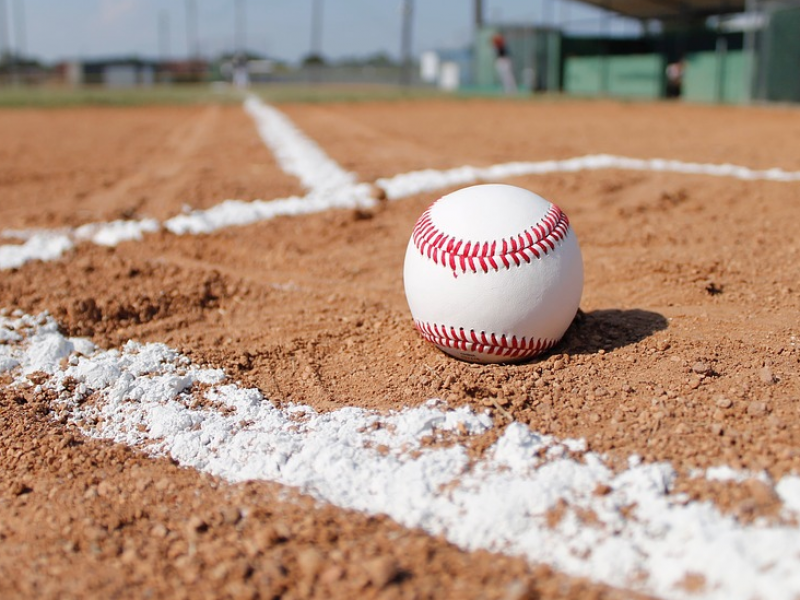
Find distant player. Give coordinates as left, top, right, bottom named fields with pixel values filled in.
left=665, top=59, right=684, bottom=98
left=492, top=33, right=517, bottom=95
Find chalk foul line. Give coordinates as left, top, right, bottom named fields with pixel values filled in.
left=2, top=310, right=800, bottom=600
left=3, top=96, right=800, bottom=270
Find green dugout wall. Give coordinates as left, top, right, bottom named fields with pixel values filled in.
left=683, top=50, right=753, bottom=103
left=564, top=55, right=664, bottom=98
left=561, top=29, right=752, bottom=103
left=755, top=2, right=800, bottom=102
left=563, top=50, right=752, bottom=103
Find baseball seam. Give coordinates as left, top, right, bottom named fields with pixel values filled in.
left=411, top=203, right=570, bottom=275
left=415, top=320, right=558, bottom=360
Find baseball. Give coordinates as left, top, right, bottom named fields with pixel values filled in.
left=403, top=183, right=583, bottom=364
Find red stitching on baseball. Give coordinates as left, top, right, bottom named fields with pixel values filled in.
left=414, top=320, right=558, bottom=360
left=411, top=203, right=571, bottom=274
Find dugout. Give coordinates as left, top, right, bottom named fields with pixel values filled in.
left=562, top=35, right=666, bottom=99
left=562, top=27, right=750, bottom=102
left=564, top=0, right=800, bottom=103
left=471, top=0, right=800, bottom=103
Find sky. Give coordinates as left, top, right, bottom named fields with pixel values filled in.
left=2, top=0, right=640, bottom=64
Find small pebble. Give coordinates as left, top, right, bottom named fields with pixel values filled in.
left=10, top=481, right=32, bottom=496
left=759, top=367, right=776, bottom=385
left=220, top=505, right=242, bottom=525
left=692, top=362, right=709, bottom=375
left=744, top=479, right=779, bottom=506
left=150, top=524, right=168, bottom=539
left=364, top=556, right=400, bottom=589
left=594, top=483, right=613, bottom=496
left=187, top=516, right=208, bottom=533
left=715, top=396, right=733, bottom=409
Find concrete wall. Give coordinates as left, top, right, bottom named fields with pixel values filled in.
left=564, top=55, right=664, bottom=99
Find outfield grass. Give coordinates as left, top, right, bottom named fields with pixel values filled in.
left=0, top=82, right=449, bottom=108
left=0, top=83, right=245, bottom=108
left=253, top=83, right=448, bottom=104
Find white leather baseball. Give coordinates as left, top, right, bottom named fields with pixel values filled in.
left=403, top=184, right=583, bottom=364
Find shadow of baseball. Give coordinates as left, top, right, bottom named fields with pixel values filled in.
left=557, top=308, right=669, bottom=356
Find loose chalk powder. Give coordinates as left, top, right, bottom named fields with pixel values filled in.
left=2, top=310, right=800, bottom=600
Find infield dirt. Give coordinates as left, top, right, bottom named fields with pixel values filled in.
left=1, top=97, right=799, bottom=599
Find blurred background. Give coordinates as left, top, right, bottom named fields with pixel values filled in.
left=0, top=0, right=797, bottom=104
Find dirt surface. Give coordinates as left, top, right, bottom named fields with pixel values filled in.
left=1, top=96, right=799, bottom=598
left=0, top=104, right=301, bottom=229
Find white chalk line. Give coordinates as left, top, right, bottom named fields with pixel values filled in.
left=2, top=310, right=800, bottom=600
left=3, top=95, right=800, bottom=270
left=4, top=97, right=800, bottom=599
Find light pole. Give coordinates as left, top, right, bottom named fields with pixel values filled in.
left=159, top=10, right=170, bottom=60
left=0, top=0, right=9, bottom=61
left=310, top=0, right=323, bottom=59
left=308, top=0, right=323, bottom=82
left=235, top=0, right=246, bottom=53
left=13, top=0, right=23, bottom=56
left=0, top=0, right=12, bottom=84
left=400, top=0, right=414, bottom=85
left=475, top=0, right=484, bottom=31
left=186, top=0, right=198, bottom=59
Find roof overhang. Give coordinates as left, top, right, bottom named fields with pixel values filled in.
left=576, top=0, right=747, bottom=20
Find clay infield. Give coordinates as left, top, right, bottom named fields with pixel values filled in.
left=1, top=94, right=799, bottom=599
